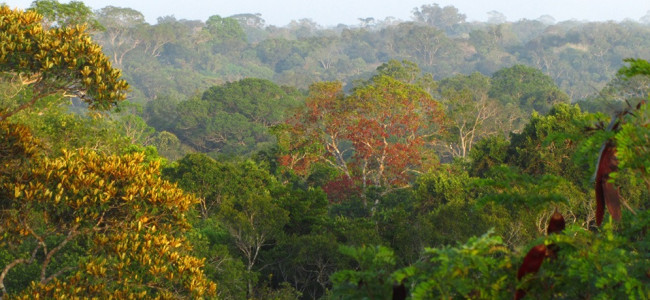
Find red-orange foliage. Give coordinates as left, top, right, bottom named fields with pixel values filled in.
left=322, top=175, right=362, bottom=203
left=595, top=141, right=621, bottom=226
left=515, top=210, right=566, bottom=299
left=279, top=76, right=444, bottom=201
left=546, top=210, right=566, bottom=235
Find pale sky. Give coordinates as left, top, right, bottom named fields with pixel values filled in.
left=5, top=0, right=650, bottom=26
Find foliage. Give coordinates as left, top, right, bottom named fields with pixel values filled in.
left=468, top=135, right=509, bottom=177
left=0, top=6, right=128, bottom=120
left=507, top=103, right=596, bottom=179
left=0, top=128, right=216, bottom=298
left=618, top=58, right=650, bottom=79
left=4, top=3, right=650, bottom=297
left=395, top=231, right=514, bottom=299
left=279, top=66, right=444, bottom=204
left=489, top=65, right=569, bottom=114
left=411, top=3, right=466, bottom=33
left=166, top=78, right=301, bottom=156
left=28, top=0, right=103, bottom=30
left=437, top=72, right=500, bottom=159
left=8, top=96, right=131, bottom=156
left=522, top=221, right=650, bottom=299
left=613, top=59, right=650, bottom=188
left=329, top=245, right=398, bottom=299
left=164, top=154, right=290, bottom=297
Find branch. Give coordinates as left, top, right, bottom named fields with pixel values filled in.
left=40, top=224, right=80, bottom=283
left=1, top=244, right=40, bottom=297
left=0, top=92, right=50, bottom=122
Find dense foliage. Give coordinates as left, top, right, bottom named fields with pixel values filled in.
left=1, top=2, right=649, bottom=299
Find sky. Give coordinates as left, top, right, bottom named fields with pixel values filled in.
left=5, top=0, right=650, bottom=26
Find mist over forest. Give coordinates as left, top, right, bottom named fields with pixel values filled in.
left=1, top=1, right=649, bottom=299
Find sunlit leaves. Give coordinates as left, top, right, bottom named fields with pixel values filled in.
left=0, top=6, right=128, bottom=120
left=0, top=128, right=216, bottom=297
left=279, top=71, right=444, bottom=203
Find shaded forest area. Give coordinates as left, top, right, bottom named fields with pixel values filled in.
left=1, top=2, right=649, bottom=299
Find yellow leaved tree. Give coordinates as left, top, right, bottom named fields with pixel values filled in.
left=0, top=122, right=217, bottom=298
left=0, top=6, right=216, bottom=298
left=0, top=5, right=128, bottom=121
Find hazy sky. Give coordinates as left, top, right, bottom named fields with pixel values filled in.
left=6, top=0, right=650, bottom=26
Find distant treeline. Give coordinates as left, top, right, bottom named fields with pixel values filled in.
left=85, top=4, right=650, bottom=102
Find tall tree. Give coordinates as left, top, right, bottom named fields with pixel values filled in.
left=279, top=70, right=444, bottom=205
left=95, top=6, right=146, bottom=66
left=412, top=3, right=466, bottom=33
left=204, top=15, right=247, bottom=53
left=438, top=72, right=500, bottom=159
left=28, top=0, right=102, bottom=30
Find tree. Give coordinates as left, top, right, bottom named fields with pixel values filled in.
left=411, top=3, right=466, bottom=33
left=438, top=72, right=499, bottom=159
left=604, top=58, right=650, bottom=189
left=279, top=71, right=444, bottom=206
left=204, top=15, right=247, bottom=53
left=0, top=6, right=128, bottom=121
left=6, top=94, right=131, bottom=156
left=393, top=231, right=514, bottom=299
left=374, top=59, right=437, bottom=94
left=214, top=161, right=289, bottom=297
left=393, top=23, right=452, bottom=67
left=330, top=245, right=399, bottom=299
left=95, top=6, right=146, bottom=66
left=112, top=101, right=156, bottom=146
left=163, top=153, right=235, bottom=219
left=172, top=78, right=301, bottom=155
left=163, top=155, right=290, bottom=297
left=468, top=135, right=509, bottom=177
left=0, top=127, right=217, bottom=298
left=507, top=103, right=595, bottom=179
left=28, top=0, right=102, bottom=30
left=487, top=11, right=507, bottom=24
left=489, top=64, right=569, bottom=114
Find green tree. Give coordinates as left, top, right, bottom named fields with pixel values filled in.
left=95, top=6, right=146, bottom=67
left=468, top=135, right=509, bottom=177
left=507, top=103, right=595, bottom=180
left=8, top=95, right=130, bottom=156
left=411, top=3, right=466, bottom=33
left=163, top=153, right=235, bottom=218
left=215, top=161, right=289, bottom=297
left=393, top=231, right=514, bottom=299
left=614, top=59, right=650, bottom=189
left=438, top=72, right=499, bottom=159
left=489, top=64, right=569, bottom=114
left=28, top=0, right=102, bottom=30
left=172, top=78, right=301, bottom=156
left=330, top=245, right=398, bottom=299
left=204, top=15, right=246, bottom=53
left=164, top=155, right=290, bottom=297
